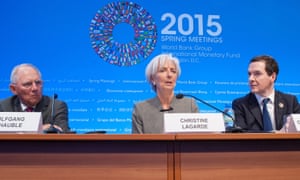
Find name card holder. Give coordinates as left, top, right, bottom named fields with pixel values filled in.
left=0, top=112, right=43, bottom=134
left=164, top=113, right=225, bottom=133
left=280, top=114, right=300, bottom=133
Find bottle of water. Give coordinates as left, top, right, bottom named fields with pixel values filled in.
left=223, top=104, right=234, bottom=128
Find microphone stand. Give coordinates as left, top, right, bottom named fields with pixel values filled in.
left=176, top=94, right=244, bottom=133
left=176, top=94, right=234, bottom=120
left=44, top=93, right=61, bottom=134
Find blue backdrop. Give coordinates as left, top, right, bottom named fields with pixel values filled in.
left=1, top=0, right=300, bottom=133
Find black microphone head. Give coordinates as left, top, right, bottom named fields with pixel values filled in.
left=176, top=93, right=184, bottom=99
left=44, top=125, right=62, bottom=134
left=53, top=93, right=58, bottom=99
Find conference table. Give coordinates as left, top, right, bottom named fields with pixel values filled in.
left=0, top=133, right=299, bottom=180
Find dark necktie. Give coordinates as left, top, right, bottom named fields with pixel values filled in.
left=25, top=107, right=33, bottom=112
left=262, top=98, right=273, bottom=131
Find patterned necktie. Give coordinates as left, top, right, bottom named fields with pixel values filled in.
left=262, top=98, right=273, bottom=131
left=25, top=107, right=33, bottom=112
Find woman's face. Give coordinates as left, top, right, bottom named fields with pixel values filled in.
left=152, top=60, right=178, bottom=93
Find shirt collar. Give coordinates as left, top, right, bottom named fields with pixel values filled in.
left=255, top=90, right=275, bottom=104
left=20, top=102, right=35, bottom=111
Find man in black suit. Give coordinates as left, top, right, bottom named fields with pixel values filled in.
left=0, top=63, right=70, bottom=132
left=232, top=55, right=300, bottom=132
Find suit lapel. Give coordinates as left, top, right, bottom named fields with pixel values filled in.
left=274, top=92, right=286, bottom=129
left=13, top=97, right=23, bottom=112
left=34, top=96, right=49, bottom=112
left=12, top=96, right=49, bottom=112
left=248, top=93, right=264, bottom=128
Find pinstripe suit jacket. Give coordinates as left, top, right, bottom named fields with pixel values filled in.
left=0, top=95, right=70, bottom=132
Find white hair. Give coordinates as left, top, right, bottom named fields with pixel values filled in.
left=145, top=53, right=181, bottom=91
left=10, top=63, right=42, bottom=84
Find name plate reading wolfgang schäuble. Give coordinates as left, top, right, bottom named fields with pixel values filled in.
left=164, top=113, right=225, bottom=133
left=0, top=112, right=43, bottom=133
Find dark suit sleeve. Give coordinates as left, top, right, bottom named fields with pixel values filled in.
left=53, top=100, right=70, bottom=132
left=232, top=99, right=248, bottom=129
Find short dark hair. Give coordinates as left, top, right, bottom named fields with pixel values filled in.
left=250, top=55, right=279, bottom=77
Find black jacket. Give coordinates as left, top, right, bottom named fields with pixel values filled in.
left=232, top=91, right=300, bottom=131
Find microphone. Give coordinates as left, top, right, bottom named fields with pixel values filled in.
left=176, top=93, right=234, bottom=120
left=176, top=93, right=244, bottom=132
left=160, top=107, right=174, bottom=112
left=85, top=130, right=106, bottom=134
left=44, top=93, right=61, bottom=134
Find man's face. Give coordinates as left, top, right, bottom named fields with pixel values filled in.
left=10, top=66, right=43, bottom=107
left=248, top=61, right=276, bottom=97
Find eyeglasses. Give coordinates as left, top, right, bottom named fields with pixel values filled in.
left=20, top=80, right=43, bottom=89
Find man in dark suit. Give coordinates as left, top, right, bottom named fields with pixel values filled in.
left=232, top=55, right=300, bottom=132
left=0, top=63, right=70, bottom=132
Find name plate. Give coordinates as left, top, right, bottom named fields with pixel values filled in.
left=164, top=113, right=225, bottom=133
left=281, top=114, right=300, bottom=133
left=0, top=112, right=43, bottom=133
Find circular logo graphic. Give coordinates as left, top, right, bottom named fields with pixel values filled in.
left=89, top=1, right=157, bottom=66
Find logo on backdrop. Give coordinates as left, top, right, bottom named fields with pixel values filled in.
left=89, top=1, right=157, bottom=66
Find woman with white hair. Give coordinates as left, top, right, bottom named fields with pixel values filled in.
left=132, top=54, right=199, bottom=133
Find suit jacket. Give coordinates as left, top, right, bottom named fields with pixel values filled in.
left=0, top=95, right=70, bottom=132
left=132, top=96, right=199, bottom=134
left=232, top=91, right=300, bottom=131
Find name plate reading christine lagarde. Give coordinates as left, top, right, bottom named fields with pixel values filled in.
left=164, top=113, right=225, bottom=133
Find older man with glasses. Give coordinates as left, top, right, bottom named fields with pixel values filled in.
left=0, top=63, right=70, bottom=133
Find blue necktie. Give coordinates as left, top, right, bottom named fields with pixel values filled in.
left=262, top=98, right=273, bottom=131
